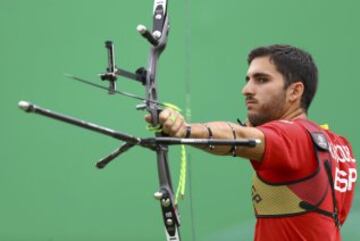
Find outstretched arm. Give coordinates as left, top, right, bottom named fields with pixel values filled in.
left=145, top=108, right=265, bottom=161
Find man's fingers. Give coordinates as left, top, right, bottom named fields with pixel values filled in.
left=159, top=108, right=172, bottom=124
left=162, top=111, right=185, bottom=136
left=162, top=111, right=178, bottom=134
left=174, top=122, right=187, bottom=138
left=145, top=108, right=172, bottom=124
left=170, top=115, right=184, bottom=137
left=147, top=108, right=186, bottom=137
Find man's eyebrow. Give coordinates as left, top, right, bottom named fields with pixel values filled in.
left=245, top=72, right=271, bottom=81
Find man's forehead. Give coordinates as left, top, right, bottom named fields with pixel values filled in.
left=247, top=56, right=278, bottom=76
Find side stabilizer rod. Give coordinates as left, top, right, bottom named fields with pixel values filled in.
left=96, top=142, right=136, bottom=169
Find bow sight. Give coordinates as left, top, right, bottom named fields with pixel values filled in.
left=18, top=0, right=259, bottom=240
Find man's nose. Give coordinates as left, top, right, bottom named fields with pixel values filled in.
left=242, top=80, right=255, bottom=96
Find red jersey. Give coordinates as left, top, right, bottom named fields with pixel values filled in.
left=251, top=119, right=356, bottom=241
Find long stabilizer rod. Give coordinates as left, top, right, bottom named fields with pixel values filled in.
left=18, top=100, right=261, bottom=149
left=18, top=101, right=142, bottom=145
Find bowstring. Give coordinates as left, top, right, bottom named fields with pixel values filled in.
left=184, top=0, right=197, bottom=239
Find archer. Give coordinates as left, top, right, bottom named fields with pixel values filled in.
left=149, top=44, right=357, bottom=241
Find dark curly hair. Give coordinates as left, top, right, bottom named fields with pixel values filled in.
left=248, top=45, right=318, bottom=112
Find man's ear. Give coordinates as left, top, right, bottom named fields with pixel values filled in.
left=287, top=81, right=304, bottom=103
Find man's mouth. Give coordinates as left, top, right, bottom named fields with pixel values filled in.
left=245, top=98, right=257, bottom=108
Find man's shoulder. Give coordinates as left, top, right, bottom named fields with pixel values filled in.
left=260, top=118, right=347, bottom=137
left=258, top=118, right=308, bottom=134
left=257, top=119, right=314, bottom=152
left=257, top=119, right=325, bottom=148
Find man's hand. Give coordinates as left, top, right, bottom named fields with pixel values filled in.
left=145, top=108, right=188, bottom=137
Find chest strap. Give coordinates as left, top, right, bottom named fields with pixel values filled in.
left=252, top=120, right=340, bottom=228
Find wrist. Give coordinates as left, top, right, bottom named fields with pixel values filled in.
left=184, top=125, right=192, bottom=138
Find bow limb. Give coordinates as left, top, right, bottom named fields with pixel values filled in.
left=144, top=0, right=181, bottom=240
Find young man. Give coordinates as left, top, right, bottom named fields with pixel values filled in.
left=145, top=45, right=357, bottom=240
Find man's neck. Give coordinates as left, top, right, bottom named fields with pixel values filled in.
left=280, top=106, right=307, bottom=121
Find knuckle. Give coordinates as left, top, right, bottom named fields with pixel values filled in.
left=163, top=122, right=171, bottom=129
left=163, top=119, right=173, bottom=129
left=162, top=124, right=170, bottom=134
left=171, top=125, right=178, bottom=133
left=159, top=109, right=170, bottom=119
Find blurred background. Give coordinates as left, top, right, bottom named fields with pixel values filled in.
left=1, top=0, right=359, bottom=240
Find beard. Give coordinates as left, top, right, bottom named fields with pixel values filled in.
left=247, top=92, right=287, bottom=127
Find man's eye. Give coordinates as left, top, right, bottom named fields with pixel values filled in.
left=257, top=77, right=268, bottom=83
